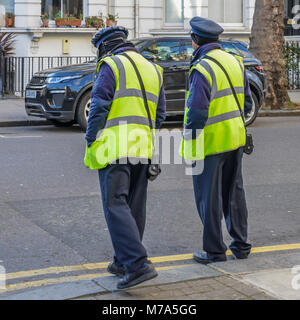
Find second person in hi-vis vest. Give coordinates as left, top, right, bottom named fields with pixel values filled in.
left=85, top=26, right=166, bottom=289
left=180, top=17, right=253, bottom=264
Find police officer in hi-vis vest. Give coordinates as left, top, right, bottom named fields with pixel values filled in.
left=85, top=26, right=166, bottom=289
left=181, top=17, right=252, bottom=264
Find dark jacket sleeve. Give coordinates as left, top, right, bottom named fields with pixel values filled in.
left=155, top=85, right=167, bottom=129
left=85, top=63, right=116, bottom=146
left=244, top=70, right=253, bottom=117
left=185, top=70, right=211, bottom=131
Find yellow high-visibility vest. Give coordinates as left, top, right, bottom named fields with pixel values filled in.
left=85, top=50, right=163, bottom=170
left=180, top=49, right=246, bottom=161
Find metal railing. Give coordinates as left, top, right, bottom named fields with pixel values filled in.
left=0, top=50, right=6, bottom=97
left=285, top=41, right=300, bottom=89
left=0, top=56, right=96, bottom=97
left=1, top=48, right=300, bottom=96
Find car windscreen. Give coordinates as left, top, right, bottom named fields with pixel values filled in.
left=181, top=40, right=253, bottom=61
left=131, top=40, right=150, bottom=51
left=234, top=43, right=255, bottom=58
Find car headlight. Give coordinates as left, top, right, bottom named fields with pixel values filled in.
left=45, top=75, right=83, bottom=84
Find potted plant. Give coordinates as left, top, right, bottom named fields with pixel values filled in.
left=91, top=16, right=105, bottom=28
left=5, top=13, right=14, bottom=28
left=0, top=32, right=16, bottom=55
left=68, top=14, right=82, bottom=27
left=41, top=14, right=49, bottom=27
left=85, top=15, right=104, bottom=28
left=85, top=16, right=93, bottom=28
left=55, top=12, right=68, bottom=27
left=106, top=13, right=118, bottom=27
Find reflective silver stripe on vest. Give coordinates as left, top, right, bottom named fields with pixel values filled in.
left=205, top=110, right=241, bottom=127
left=199, top=60, right=218, bottom=100
left=105, top=116, right=155, bottom=129
left=110, top=54, right=159, bottom=104
left=183, top=109, right=241, bottom=141
left=110, top=55, right=126, bottom=91
left=114, top=89, right=158, bottom=104
left=232, top=55, right=244, bottom=74
left=214, top=87, right=244, bottom=100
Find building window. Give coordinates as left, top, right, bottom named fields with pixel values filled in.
left=0, top=0, right=14, bottom=14
left=42, top=0, right=83, bottom=20
left=165, top=0, right=184, bottom=25
left=284, top=0, right=300, bottom=36
left=208, top=0, right=243, bottom=24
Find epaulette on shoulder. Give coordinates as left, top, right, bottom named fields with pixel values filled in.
left=190, top=59, right=200, bottom=67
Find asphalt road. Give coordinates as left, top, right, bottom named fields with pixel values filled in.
left=0, top=117, right=300, bottom=275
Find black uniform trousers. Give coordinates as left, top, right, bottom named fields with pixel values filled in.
left=192, top=147, right=252, bottom=256
left=98, top=163, right=149, bottom=273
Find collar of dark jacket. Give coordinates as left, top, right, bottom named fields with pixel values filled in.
left=112, top=46, right=139, bottom=55
left=98, top=45, right=139, bottom=63
left=191, top=42, right=221, bottom=66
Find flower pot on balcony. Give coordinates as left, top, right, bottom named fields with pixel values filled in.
left=41, top=14, right=49, bottom=27
left=106, top=14, right=118, bottom=27
left=41, top=19, right=49, bottom=27
left=85, top=18, right=93, bottom=28
left=55, top=19, right=68, bottom=27
left=106, top=19, right=117, bottom=27
left=92, top=17, right=104, bottom=29
left=69, top=19, right=82, bottom=27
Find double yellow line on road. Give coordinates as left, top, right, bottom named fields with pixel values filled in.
left=2, top=243, right=300, bottom=294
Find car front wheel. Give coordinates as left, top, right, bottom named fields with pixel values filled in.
left=76, top=91, right=91, bottom=131
left=245, top=92, right=259, bottom=127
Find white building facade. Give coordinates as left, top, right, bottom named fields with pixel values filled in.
left=0, top=0, right=256, bottom=57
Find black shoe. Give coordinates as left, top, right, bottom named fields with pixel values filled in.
left=107, top=262, right=126, bottom=277
left=117, top=262, right=158, bottom=290
left=230, top=248, right=250, bottom=260
left=193, top=250, right=227, bottom=265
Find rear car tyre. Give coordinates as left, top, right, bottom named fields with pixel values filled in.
left=49, top=119, right=75, bottom=127
left=245, top=92, right=259, bottom=127
left=76, top=91, right=91, bottom=132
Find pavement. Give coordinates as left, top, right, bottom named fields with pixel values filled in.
left=1, top=246, right=300, bottom=300
left=0, top=97, right=51, bottom=127
left=1, top=90, right=300, bottom=127
left=0, top=96, right=300, bottom=300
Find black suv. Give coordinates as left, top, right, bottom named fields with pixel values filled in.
left=25, top=37, right=266, bottom=130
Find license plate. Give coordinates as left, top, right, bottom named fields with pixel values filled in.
left=26, top=90, right=37, bottom=99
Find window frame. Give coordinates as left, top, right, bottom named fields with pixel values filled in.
left=163, top=0, right=184, bottom=28
left=41, top=0, right=85, bottom=21
left=1, top=0, right=14, bottom=14
left=208, top=0, right=245, bottom=27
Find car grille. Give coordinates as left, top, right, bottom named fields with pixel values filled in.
left=30, top=77, right=46, bottom=86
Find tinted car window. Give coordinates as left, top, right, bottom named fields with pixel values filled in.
left=181, top=40, right=194, bottom=61
left=132, top=40, right=150, bottom=51
left=181, top=40, right=244, bottom=61
left=141, top=40, right=181, bottom=62
left=221, top=42, right=241, bottom=56
left=234, top=43, right=255, bottom=58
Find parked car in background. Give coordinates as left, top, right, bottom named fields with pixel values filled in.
left=25, top=37, right=266, bottom=131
